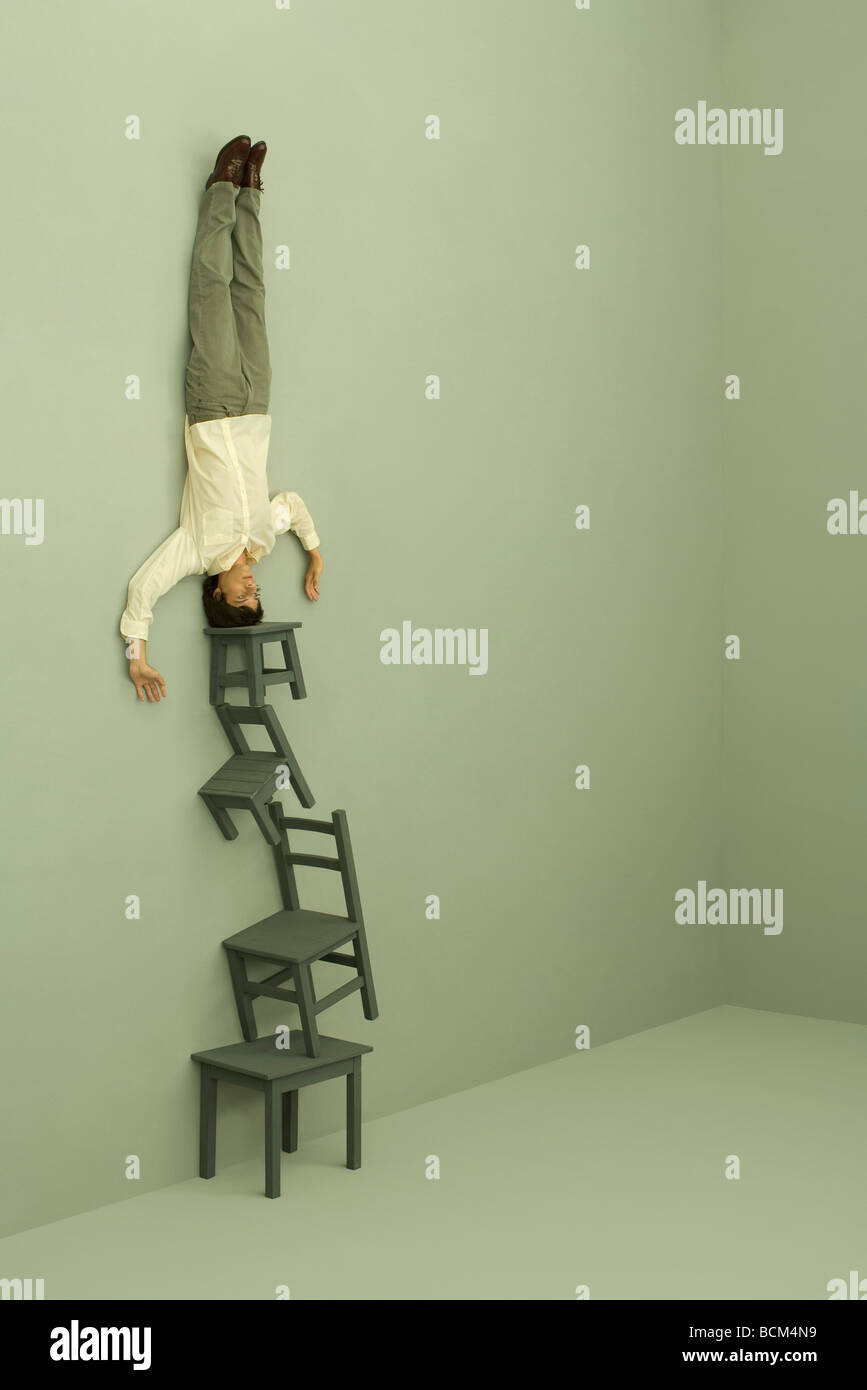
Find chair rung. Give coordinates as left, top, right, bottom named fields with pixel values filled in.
left=286, top=853, right=341, bottom=870
left=259, top=965, right=294, bottom=989
left=313, top=977, right=363, bottom=1015
left=247, top=981, right=298, bottom=1005
left=321, top=951, right=356, bottom=966
left=278, top=817, right=336, bottom=835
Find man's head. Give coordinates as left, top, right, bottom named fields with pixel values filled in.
left=202, top=551, right=264, bottom=627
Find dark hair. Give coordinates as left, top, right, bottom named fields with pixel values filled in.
left=202, top=574, right=264, bottom=627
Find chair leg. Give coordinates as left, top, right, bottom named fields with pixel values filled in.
left=281, top=630, right=307, bottom=699
left=224, top=949, right=258, bottom=1041
left=260, top=705, right=291, bottom=758
left=282, top=1089, right=299, bottom=1152
left=274, top=740, right=316, bottom=809
left=264, top=1082, right=281, bottom=1198
left=346, top=1058, right=361, bottom=1170
left=293, top=964, right=320, bottom=1058
left=199, top=1066, right=218, bottom=1179
left=200, top=796, right=239, bottom=841
left=210, top=640, right=228, bottom=706
left=250, top=797, right=282, bottom=846
left=353, top=927, right=379, bottom=1021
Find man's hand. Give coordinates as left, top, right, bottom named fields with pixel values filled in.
left=304, top=547, right=323, bottom=601
left=129, top=658, right=167, bottom=702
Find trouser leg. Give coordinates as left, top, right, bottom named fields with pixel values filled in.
left=185, top=181, right=247, bottom=423
left=231, top=187, right=272, bottom=416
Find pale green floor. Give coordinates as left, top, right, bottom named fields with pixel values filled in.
left=1, top=1006, right=864, bottom=1301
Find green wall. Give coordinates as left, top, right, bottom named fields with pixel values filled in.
left=0, top=0, right=726, bottom=1237
left=721, top=1, right=867, bottom=1019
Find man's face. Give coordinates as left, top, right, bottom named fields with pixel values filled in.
left=214, top=552, right=260, bottom=610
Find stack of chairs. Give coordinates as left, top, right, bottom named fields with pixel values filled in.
left=190, top=624, right=379, bottom=1198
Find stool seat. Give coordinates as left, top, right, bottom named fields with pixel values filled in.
left=224, top=908, right=359, bottom=965
left=203, top=623, right=302, bottom=636
left=191, top=1031, right=373, bottom=1197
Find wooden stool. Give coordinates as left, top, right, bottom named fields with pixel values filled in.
left=198, top=750, right=314, bottom=846
left=191, top=1031, right=373, bottom=1198
left=205, top=622, right=307, bottom=707
left=223, top=805, right=379, bottom=1057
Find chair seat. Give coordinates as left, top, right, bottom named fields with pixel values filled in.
left=223, top=909, right=360, bottom=965
left=191, top=1030, right=372, bottom=1081
left=198, top=752, right=284, bottom=797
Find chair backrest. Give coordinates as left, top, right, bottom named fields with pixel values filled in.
left=214, top=703, right=290, bottom=758
left=267, top=804, right=363, bottom=923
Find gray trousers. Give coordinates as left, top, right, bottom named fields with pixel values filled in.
left=185, top=181, right=272, bottom=424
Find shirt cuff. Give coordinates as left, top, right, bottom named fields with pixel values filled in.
left=300, top=529, right=321, bottom=551
left=121, top=620, right=149, bottom=641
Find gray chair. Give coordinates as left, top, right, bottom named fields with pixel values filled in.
left=191, top=1031, right=373, bottom=1198
left=198, top=701, right=316, bottom=844
left=198, top=755, right=297, bottom=845
left=222, top=806, right=379, bottom=1058
left=214, top=702, right=315, bottom=807
left=205, top=622, right=307, bottom=706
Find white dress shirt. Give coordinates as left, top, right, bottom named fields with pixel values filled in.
left=120, top=413, right=320, bottom=642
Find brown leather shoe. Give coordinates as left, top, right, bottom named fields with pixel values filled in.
left=241, top=140, right=267, bottom=191
left=205, top=135, right=251, bottom=190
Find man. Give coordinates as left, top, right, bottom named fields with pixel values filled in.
left=119, top=134, right=323, bottom=703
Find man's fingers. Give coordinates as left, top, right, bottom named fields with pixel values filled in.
left=132, top=675, right=166, bottom=702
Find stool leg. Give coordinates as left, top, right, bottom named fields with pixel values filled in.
left=346, top=1058, right=361, bottom=1170
left=281, top=630, right=307, bottom=699
left=199, top=1066, right=217, bottom=1179
left=293, top=964, right=320, bottom=1058
left=210, top=639, right=228, bottom=707
left=264, top=1082, right=281, bottom=1198
left=282, top=1089, right=299, bottom=1152
left=250, top=639, right=266, bottom=706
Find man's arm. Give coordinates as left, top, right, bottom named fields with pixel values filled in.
left=124, top=636, right=167, bottom=703
left=120, top=527, right=202, bottom=700
left=270, top=491, right=324, bottom=601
